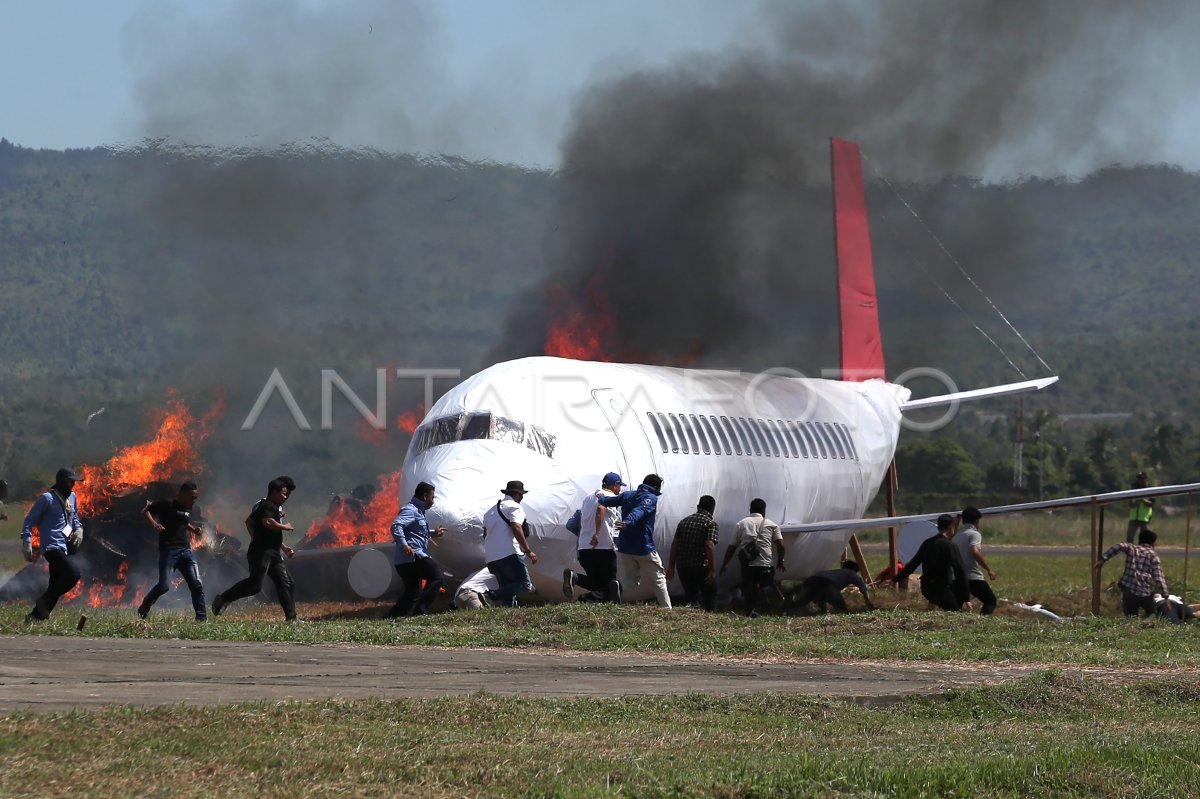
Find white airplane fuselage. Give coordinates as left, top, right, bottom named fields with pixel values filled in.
left=399, top=356, right=910, bottom=601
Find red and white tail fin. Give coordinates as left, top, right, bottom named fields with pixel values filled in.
left=831, top=137, right=885, bottom=381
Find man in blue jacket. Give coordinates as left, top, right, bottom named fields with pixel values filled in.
left=21, top=468, right=86, bottom=622
left=389, top=481, right=447, bottom=617
left=600, top=473, right=671, bottom=608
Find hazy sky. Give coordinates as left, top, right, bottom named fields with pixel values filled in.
left=3, top=1, right=1197, bottom=176
left=2, top=0, right=763, bottom=166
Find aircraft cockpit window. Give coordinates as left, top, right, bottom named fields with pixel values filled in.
left=412, top=413, right=557, bottom=458
left=492, top=415, right=524, bottom=445
left=460, top=412, right=492, bottom=441
left=647, top=413, right=669, bottom=453
left=524, top=425, right=556, bottom=457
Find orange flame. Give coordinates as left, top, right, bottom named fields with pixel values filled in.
left=75, top=392, right=225, bottom=517
left=543, top=274, right=618, bottom=361
left=300, top=470, right=404, bottom=549
left=396, top=403, right=425, bottom=434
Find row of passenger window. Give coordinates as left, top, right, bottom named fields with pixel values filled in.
left=646, top=412, right=858, bottom=461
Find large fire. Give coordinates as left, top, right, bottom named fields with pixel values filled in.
left=301, top=470, right=404, bottom=549
left=62, top=561, right=154, bottom=608
left=543, top=275, right=618, bottom=361
left=75, top=392, right=225, bottom=517
left=25, top=393, right=227, bottom=610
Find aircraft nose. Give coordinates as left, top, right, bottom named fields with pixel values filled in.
left=407, top=441, right=579, bottom=533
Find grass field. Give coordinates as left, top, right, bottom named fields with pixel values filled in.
left=1, top=541, right=1198, bottom=797
left=1, top=554, right=1196, bottom=668
left=0, top=673, right=1197, bottom=798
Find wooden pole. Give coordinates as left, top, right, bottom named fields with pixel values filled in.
left=848, top=534, right=871, bottom=583
left=886, top=460, right=898, bottom=575
left=1090, top=497, right=1101, bottom=616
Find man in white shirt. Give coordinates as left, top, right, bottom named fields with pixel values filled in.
left=720, top=498, right=785, bottom=617
left=453, top=568, right=500, bottom=610
left=563, top=472, right=623, bottom=602
left=481, top=480, right=538, bottom=606
left=954, top=506, right=998, bottom=615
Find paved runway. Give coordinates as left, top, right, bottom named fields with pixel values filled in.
left=0, top=635, right=1047, bottom=712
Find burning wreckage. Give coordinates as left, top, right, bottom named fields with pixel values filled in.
left=0, top=393, right=413, bottom=611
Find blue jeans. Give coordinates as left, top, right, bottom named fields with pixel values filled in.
left=141, top=547, right=206, bottom=619
left=487, top=554, right=532, bottom=607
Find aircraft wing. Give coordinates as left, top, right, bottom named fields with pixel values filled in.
left=780, top=481, right=1200, bottom=535
left=899, top=376, right=1058, bottom=411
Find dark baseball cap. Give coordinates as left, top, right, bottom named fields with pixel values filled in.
left=56, top=467, right=84, bottom=483
left=602, top=472, right=626, bottom=487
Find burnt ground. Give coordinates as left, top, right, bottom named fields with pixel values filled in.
left=0, top=635, right=1166, bottom=713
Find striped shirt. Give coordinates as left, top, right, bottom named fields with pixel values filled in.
left=1101, top=542, right=1168, bottom=598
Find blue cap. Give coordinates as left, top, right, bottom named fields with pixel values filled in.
left=602, top=472, right=626, bottom=487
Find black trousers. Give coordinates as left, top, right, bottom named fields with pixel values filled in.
left=967, top=579, right=997, bottom=615
left=794, top=576, right=849, bottom=613
left=32, top=550, right=81, bottom=619
left=1126, top=520, right=1149, bottom=544
left=576, top=548, right=617, bottom=598
left=1121, top=590, right=1157, bottom=618
left=677, top=565, right=716, bottom=611
left=390, top=556, right=444, bottom=617
left=219, top=545, right=296, bottom=620
left=921, top=581, right=964, bottom=611
left=741, top=564, right=779, bottom=616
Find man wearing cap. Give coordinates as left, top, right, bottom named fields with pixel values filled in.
left=1127, top=472, right=1154, bottom=543
left=562, top=472, right=623, bottom=602
left=20, top=468, right=86, bottom=622
left=482, top=480, right=538, bottom=607
left=599, top=473, right=671, bottom=608
left=666, top=494, right=720, bottom=611
left=893, top=514, right=969, bottom=611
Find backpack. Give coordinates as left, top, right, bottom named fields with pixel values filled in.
left=564, top=508, right=582, bottom=536
left=737, top=518, right=768, bottom=567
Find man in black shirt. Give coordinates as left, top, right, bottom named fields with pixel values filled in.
left=137, top=481, right=207, bottom=620
left=894, top=514, right=969, bottom=611
left=211, top=478, right=298, bottom=621
left=666, top=495, right=720, bottom=611
left=795, top=561, right=875, bottom=613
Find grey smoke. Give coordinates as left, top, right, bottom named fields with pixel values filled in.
left=493, top=0, right=1197, bottom=371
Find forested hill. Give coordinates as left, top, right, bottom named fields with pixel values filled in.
left=1, top=139, right=1197, bottom=502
